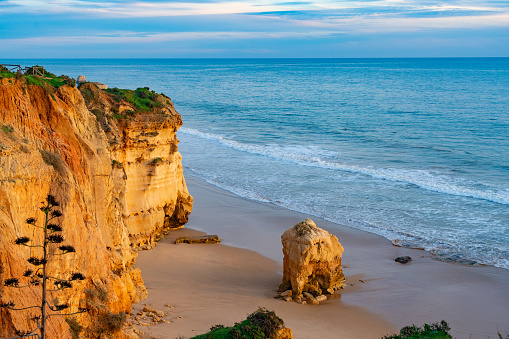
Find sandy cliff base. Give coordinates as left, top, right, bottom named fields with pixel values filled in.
left=134, top=176, right=509, bottom=339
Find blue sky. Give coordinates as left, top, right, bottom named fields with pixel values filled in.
left=0, top=0, right=508, bottom=57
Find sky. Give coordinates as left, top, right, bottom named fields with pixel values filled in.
left=0, top=0, right=508, bottom=58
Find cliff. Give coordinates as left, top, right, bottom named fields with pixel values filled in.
left=0, top=75, right=193, bottom=337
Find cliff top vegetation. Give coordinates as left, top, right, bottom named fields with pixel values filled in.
left=0, top=65, right=75, bottom=88
left=79, top=81, right=176, bottom=122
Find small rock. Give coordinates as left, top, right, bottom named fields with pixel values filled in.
left=133, top=329, right=144, bottom=335
left=164, top=304, right=175, bottom=308
left=294, top=295, right=303, bottom=303
left=156, top=311, right=165, bottom=317
left=308, top=298, right=319, bottom=305
left=143, top=306, right=156, bottom=313
left=326, top=288, right=334, bottom=294
left=141, top=323, right=151, bottom=327
left=283, top=296, right=292, bottom=302
left=315, top=295, right=327, bottom=302
left=303, top=292, right=314, bottom=300
left=299, top=300, right=307, bottom=305
left=359, top=279, right=366, bottom=283
left=177, top=316, right=183, bottom=319
left=281, top=290, right=292, bottom=297
left=395, top=256, right=412, bottom=264
left=161, top=319, right=171, bottom=324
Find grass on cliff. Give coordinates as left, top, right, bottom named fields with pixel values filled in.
left=105, top=87, right=166, bottom=113
left=192, top=308, right=285, bottom=339
left=0, top=65, right=75, bottom=88
left=382, top=321, right=452, bottom=339
left=0, top=72, right=15, bottom=79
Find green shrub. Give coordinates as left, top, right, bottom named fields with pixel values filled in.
left=111, top=159, right=123, bottom=168
left=151, top=157, right=163, bottom=165
left=104, top=87, right=166, bottom=113
left=1, top=125, right=14, bottom=133
left=137, top=90, right=148, bottom=99
left=192, top=308, right=285, bottom=339
left=80, top=87, right=95, bottom=102
left=382, top=321, right=452, bottom=339
left=0, top=66, right=15, bottom=79
left=91, top=108, right=103, bottom=120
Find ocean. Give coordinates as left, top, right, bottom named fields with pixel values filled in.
left=11, top=58, right=509, bottom=269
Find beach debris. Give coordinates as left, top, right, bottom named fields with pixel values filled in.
left=131, top=305, right=171, bottom=328
left=143, top=305, right=157, bottom=313
left=278, top=219, right=345, bottom=300
left=395, top=256, right=412, bottom=264
left=175, top=235, right=220, bottom=244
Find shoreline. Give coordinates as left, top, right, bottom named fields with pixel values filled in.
left=134, top=175, right=509, bottom=338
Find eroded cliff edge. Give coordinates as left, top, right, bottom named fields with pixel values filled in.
left=0, top=77, right=193, bottom=337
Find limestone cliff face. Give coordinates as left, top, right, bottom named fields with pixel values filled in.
left=0, top=79, right=192, bottom=337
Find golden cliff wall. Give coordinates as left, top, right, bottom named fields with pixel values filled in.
left=0, top=79, right=193, bottom=337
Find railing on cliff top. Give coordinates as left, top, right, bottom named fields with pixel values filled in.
left=1, top=64, right=45, bottom=77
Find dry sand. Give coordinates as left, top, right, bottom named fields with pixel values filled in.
left=134, top=176, right=509, bottom=339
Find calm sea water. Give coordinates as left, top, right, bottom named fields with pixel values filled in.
left=12, top=58, right=509, bottom=269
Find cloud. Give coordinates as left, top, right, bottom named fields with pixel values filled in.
left=1, top=0, right=508, bottom=57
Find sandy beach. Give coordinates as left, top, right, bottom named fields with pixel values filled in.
left=134, top=175, right=509, bottom=339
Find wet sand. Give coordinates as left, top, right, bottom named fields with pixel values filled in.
left=134, top=175, right=509, bottom=338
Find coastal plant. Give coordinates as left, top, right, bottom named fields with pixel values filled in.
left=151, top=157, right=164, bottom=165
left=65, top=317, right=83, bottom=339
left=112, top=159, right=123, bottom=168
left=0, top=66, right=15, bottom=79
left=0, top=65, right=11, bottom=73
left=104, top=87, right=164, bottom=113
left=191, top=308, right=286, bottom=339
left=0, top=194, right=87, bottom=339
left=382, top=320, right=452, bottom=339
left=39, top=150, right=66, bottom=176
left=83, top=287, right=127, bottom=337
left=1, top=125, right=14, bottom=133
left=294, top=220, right=316, bottom=237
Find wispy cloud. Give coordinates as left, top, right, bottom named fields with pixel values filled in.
left=1, top=0, right=508, bottom=57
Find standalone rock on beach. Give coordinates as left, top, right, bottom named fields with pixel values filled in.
left=279, top=219, right=345, bottom=298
